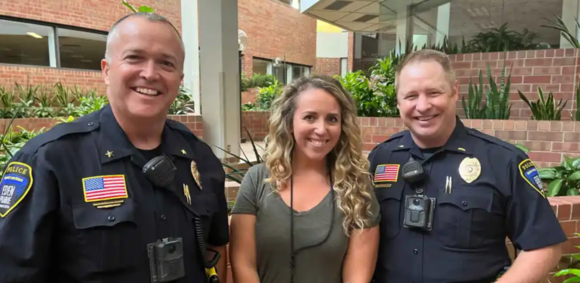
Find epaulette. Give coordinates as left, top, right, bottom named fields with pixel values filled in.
left=369, top=130, right=407, bottom=153
left=384, top=131, right=407, bottom=143
left=466, top=127, right=524, bottom=155
left=166, top=119, right=200, bottom=141
left=19, top=115, right=99, bottom=154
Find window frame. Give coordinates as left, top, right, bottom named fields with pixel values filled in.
left=252, top=56, right=311, bottom=85
left=0, top=15, right=108, bottom=71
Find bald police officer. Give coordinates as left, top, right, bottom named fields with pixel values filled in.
left=369, top=49, right=566, bottom=283
left=0, top=13, right=229, bottom=283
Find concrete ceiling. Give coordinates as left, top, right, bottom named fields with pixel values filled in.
left=303, top=0, right=563, bottom=46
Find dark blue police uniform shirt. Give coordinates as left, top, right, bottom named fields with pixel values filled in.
left=0, top=105, right=229, bottom=283
left=369, top=116, right=566, bottom=283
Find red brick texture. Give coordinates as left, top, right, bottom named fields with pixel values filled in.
left=239, top=0, right=317, bottom=77
left=450, top=49, right=580, bottom=120
left=0, top=0, right=182, bottom=32
left=241, top=88, right=259, bottom=104
left=241, top=111, right=269, bottom=141
left=541, top=196, right=580, bottom=283
left=0, top=65, right=105, bottom=93
left=312, top=58, right=341, bottom=77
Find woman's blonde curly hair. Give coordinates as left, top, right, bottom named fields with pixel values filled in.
left=262, top=74, right=375, bottom=235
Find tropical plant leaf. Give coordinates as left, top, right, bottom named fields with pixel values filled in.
left=547, top=178, right=564, bottom=197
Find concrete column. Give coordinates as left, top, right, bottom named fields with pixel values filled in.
left=354, top=33, right=363, bottom=60
left=198, top=0, right=241, bottom=158
left=395, top=5, right=413, bottom=55
left=436, top=3, right=450, bottom=46
left=181, top=0, right=201, bottom=114
left=560, top=0, right=580, bottom=48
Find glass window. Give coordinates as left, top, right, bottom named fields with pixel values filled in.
left=58, top=28, right=107, bottom=70
left=272, top=65, right=286, bottom=84
left=0, top=19, right=54, bottom=67
left=412, top=0, right=563, bottom=52
left=252, top=58, right=269, bottom=75
left=275, top=0, right=300, bottom=9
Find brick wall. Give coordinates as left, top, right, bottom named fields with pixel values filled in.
left=0, top=65, right=105, bottom=92
left=450, top=49, right=579, bottom=120
left=241, top=111, right=269, bottom=141
left=532, top=197, right=580, bottom=283
left=0, top=0, right=182, bottom=32
left=242, top=88, right=259, bottom=104
left=312, top=58, right=341, bottom=76
left=239, top=0, right=317, bottom=77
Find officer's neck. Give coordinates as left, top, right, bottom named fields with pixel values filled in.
left=412, top=118, right=456, bottom=149
left=115, top=112, right=164, bottom=150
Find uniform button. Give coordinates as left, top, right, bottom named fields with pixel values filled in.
left=462, top=201, right=468, bottom=206
left=108, top=215, right=115, bottom=222
left=87, top=122, right=94, bottom=126
left=160, top=214, right=167, bottom=220
left=413, top=248, right=418, bottom=254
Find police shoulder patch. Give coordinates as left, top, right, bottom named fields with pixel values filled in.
left=0, top=162, right=34, bottom=218
left=518, top=159, right=545, bottom=197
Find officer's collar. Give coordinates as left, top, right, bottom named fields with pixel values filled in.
left=97, top=105, right=194, bottom=165
left=394, top=116, right=473, bottom=159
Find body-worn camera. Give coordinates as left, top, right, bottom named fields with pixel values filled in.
left=401, top=157, right=435, bottom=231
left=403, top=194, right=436, bottom=231
left=147, top=237, right=185, bottom=283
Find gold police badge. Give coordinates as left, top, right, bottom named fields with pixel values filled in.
left=458, top=157, right=481, bottom=183
left=191, top=160, right=202, bottom=190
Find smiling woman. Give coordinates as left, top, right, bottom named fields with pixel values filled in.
left=229, top=75, right=381, bottom=283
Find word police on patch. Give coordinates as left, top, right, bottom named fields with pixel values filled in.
left=518, top=159, right=545, bottom=197
left=0, top=162, right=33, bottom=218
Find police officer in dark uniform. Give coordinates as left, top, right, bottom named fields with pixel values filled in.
left=0, top=13, right=229, bottom=283
left=369, top=49, right=566, bottom=283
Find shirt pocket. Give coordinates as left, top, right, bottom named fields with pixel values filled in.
left=434, top=187, right=504, bottom=250
left=375, top=187, right=403, bottom=240
left=71, top=198, right=143, bottom=271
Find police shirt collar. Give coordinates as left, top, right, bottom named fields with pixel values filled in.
left=394, top=116, right=473, bottom=158
left=98, top=105, right=194, bottom=165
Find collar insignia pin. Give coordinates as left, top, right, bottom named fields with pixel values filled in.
left=191, top=160, right=202, bottom=190
left=183, top=184, right=191, bottom=205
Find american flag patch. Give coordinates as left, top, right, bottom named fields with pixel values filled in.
left=82, top=175, right=128, bottom=202
left=374, top=164, right=399, bottom=182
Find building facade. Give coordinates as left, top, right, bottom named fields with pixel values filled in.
left=0, top=0, right=320, bottom=93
